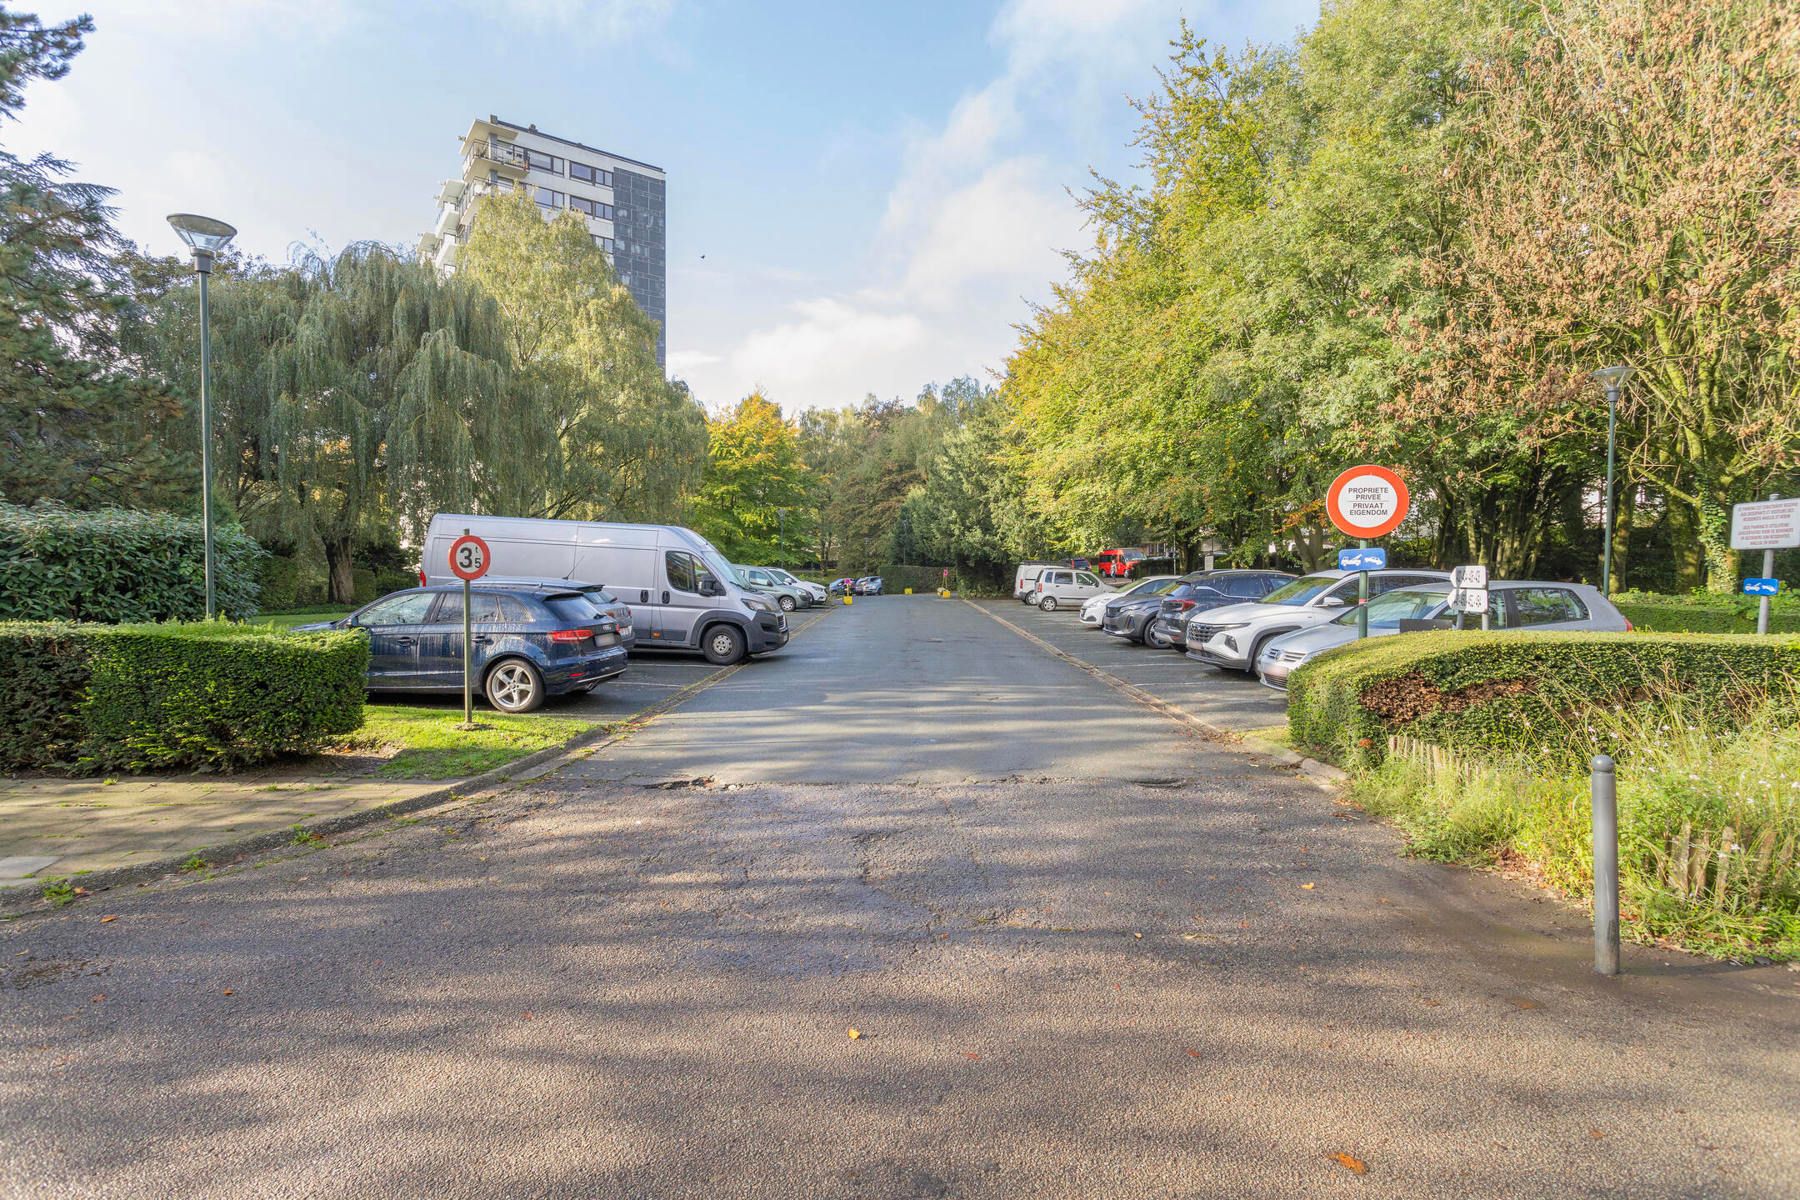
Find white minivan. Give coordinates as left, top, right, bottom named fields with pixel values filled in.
left=1033, top=567, right=1108, bottom=611
left=422, top=514, right=789, bottom=665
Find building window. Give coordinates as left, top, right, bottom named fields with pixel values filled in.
left=592, top=235, right=618, bottom=254
left=569, top=162, right=613, bottom=188
left=524, top=149, right=562, bottom=174
left=535, top=187, right=563, bottom=209
left=568, top=196, right=615, bottom=221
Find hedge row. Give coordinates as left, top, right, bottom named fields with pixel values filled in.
left=1287, top=631, right=1800, bottom=771
left=1617, top=601, right=1800, bottom=634
left=0, top=504, right=263, bottom=622
left=0, top=622, right=368, bottom=773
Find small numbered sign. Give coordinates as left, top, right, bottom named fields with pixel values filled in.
left=1450, top=564, right=1489, bottom=589
left=448, top=534, right=491, bottom=582
left=1450, top=587, right=1489, bottom=614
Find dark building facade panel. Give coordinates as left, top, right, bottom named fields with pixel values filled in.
left=611, top=168, right=666, bottom=367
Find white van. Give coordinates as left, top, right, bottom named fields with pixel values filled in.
left=422, top=514, right=789, bottom=665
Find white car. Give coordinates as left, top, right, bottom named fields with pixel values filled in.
left=1255, top=580, right=1631, bottom=689
left=1033, top=567, right=1107, bottom=611
left=1079, top=575, right=1176, bottom=626
left=1184, top=568, right=1450, bottom=672
left=763, top=567, right=827, bottom=605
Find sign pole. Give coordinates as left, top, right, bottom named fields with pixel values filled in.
left=461, top=528, right=474, bottom=728
left=1356, top=539, right=1369, bottom=640
left=1759, top=494, right=1779, bottom=636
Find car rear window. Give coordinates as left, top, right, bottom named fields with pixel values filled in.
left=544, top=594, right=606, bottom=624
left=1261, top=574, right=1339, bottom=605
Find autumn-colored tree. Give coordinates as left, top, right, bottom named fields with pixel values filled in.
left=1409, top=0, right=1800, bottom=589
left=689, top=391, right=813, bottom=563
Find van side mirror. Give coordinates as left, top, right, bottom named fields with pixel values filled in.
left=700, top=578, right=724, bottom=597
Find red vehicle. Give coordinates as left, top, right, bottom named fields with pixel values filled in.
left=1093, top=548, right=1146, bottom=578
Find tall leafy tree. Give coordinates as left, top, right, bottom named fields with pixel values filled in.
left=458, top=186, right=706, bottom=522
left=0, top=7, right=190, bottom=509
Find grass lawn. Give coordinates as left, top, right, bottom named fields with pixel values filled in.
left=338, top=703, right=605, bottom=780
left=250, top=609, right=353, bottom=630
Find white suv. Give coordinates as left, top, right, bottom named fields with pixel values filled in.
left=1034, top=568, right=1107, bottom=611
left=1183, top=568, right=1450, bottom=672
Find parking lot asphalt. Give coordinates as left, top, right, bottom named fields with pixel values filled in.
left=3, top=596, right=1797, bottom=1199
left=970, top=595, right=1289, bottom=733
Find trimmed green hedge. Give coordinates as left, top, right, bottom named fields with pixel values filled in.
left=1617, top=600, right=1800, bottom=634
left=1288, top=631, right=1800, bottom=771
left=0, top=504, right=264, bottom=622
left=0, top=622, right=367, bottom=772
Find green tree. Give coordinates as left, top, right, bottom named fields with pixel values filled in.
left=458, top=186, right=706, bottom=521
left=0, top=8, right=191, bottom=510
left=689, top=391, right=812, bottom=563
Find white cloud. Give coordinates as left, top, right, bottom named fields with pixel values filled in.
left=465, top=0, right=676, bottom=39
left=692, top=0, right=1179, bottom=413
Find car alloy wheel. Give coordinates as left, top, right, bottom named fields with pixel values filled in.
left=1040, top=596, right=1058, bottom=611
left=1144, top=621, right=1167, bottom=649
left=778, top=594, right=796, bottom=612
left=485, top=660, right=544, bottom=713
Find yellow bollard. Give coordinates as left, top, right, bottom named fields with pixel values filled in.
left=843, top=594, right=853, bottom=605
left=904, top=587, right=913, bottom=595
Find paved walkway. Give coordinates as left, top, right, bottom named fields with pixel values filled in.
left=0, top=770, right=443, bottom=887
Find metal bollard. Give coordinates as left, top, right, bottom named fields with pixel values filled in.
left=1591, top=755, right=1620, bottom=976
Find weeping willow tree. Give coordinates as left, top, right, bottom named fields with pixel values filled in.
left=264, top=244, right=538, bottom=599
left=459, top=186, right=707, bottom=521
left=132, top=244, right=534, bottom=601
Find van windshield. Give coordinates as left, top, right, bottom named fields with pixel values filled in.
left=1260, top=574, right=1341, bottom=606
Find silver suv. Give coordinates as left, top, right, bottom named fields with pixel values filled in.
left=1183, top=568, right=1450, bottom=672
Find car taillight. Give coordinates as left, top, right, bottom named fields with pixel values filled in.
left=1624, top=619, right=1634, bottom=631
left=417, top=570, right=427, bottom=587
left=549, top=628, right=593, bottom=643
left=1175, top=599, right=1196, bottom=611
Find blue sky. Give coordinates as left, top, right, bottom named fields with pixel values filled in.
left=14, top=0, right=1318, bottom=412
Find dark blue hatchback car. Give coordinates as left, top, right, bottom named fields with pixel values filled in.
left=295, top=583, right=629, bottom=713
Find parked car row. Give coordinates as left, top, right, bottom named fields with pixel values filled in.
left=829, top=576, right=885, bottom=596
left=297, top=514, right=854, bottom=712
left=1025, top=559, right=1631, bottom=690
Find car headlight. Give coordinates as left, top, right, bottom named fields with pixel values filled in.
left=742, top=595, right=774, bottom=613
left=1208, top=622, right=1248, bottom=633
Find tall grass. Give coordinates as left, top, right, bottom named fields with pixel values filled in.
left=1353, top=683, right=1800, bottom=960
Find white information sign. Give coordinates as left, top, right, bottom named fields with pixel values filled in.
left=1449, top=565, right=1488, bottom=589
left=1450, top=587, right=1489, bottom=614
left=1730, top=498, right=1800, bottom=551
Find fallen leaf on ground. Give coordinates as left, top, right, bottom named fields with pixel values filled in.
left=963, top=1052, right=981, bottom=1062
left=1132, top=932, right=1143, bottom=940
left=1184, top=1047, right=1201, bottom=1058
left=72, top=887, right=89, bottom=897
left=1507, top=996, right=1540, bottom=1010
left=98, top=915, right=117, bottom=924
left=1300, top=883, right=1316, bottom=891
left=521, top=1011, right=533, bottom=1020
left=1588, top=1128, right=1605, bottom=1139
left=847, top=1027, right=862, bottom=1040
left=221, top=989, right=234, bottom=996
left=1328, top=1152, right=1367, bottom=1175
left=89, top=994, right=105, bottom=1004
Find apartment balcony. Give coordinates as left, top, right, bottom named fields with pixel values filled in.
left=432, top=204, right=459, bottom=239
left=435, top=178, right=466, bottom=208
left=465, top=139, right=529, bottom=176
left=418, top=231, right=442, bottom=258
left=432, top=238, right=459, bottom=271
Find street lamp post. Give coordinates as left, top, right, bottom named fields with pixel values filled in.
left=1591, top=365, right=1632, bottom=595
left=167, top=214, right=238, bottom=620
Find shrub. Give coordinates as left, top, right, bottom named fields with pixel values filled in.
left=0, top=503, right=264, bottom=622
left=1615, top=589, right=1800, bottom=634
left=1354, top=695, right=1800, bottom=959
left=0, top=622, right=367, bottom=773
left=1287, top=631, right=1800, bottom=771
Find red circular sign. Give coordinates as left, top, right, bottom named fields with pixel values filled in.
left=1325, top=465, right=1410, bottom=539
left=447, top=534, right=491, bottom=582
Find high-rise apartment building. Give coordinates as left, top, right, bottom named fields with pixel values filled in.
left=420, top=115, right=667, bottom=365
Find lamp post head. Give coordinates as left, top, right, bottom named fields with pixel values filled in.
left=1591, top=364, right=1632, bottom=393
left=167, top=213, right=237, bottom=273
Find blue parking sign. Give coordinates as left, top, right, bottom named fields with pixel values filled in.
left=1743, top=577, right=1780, bottom=596
left=1338, top=547, right=1387, bottom=571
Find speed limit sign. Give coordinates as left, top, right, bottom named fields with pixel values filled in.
left=448, top=533, right=491, bottom=582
